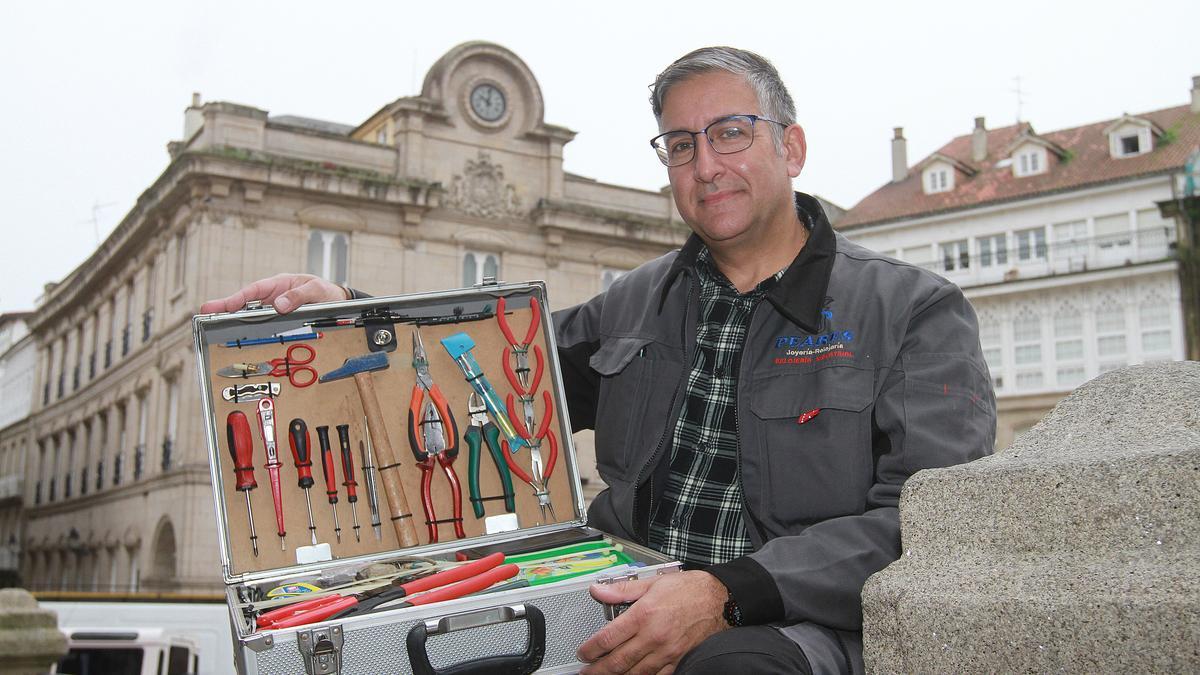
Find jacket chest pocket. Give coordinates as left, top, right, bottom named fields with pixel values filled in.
left=747, top=365, right=874, bottom=527
left=591, top=337, right=683, bottom=483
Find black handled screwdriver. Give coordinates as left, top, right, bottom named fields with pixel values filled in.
left=315, top=425, right=342, bottom=543
left=336, top=424, right=363, bottom=542
left=288, top=419, right=319, bottom=546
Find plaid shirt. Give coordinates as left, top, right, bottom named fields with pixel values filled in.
left=647, top=249, right=785, bottom=567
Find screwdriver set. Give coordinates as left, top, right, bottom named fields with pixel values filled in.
left=193, top=281, right=679, bottom=674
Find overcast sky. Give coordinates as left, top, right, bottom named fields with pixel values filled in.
left=1, top=0, right=1196, bottom=311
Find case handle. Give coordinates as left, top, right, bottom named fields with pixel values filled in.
left=406, top=603, right=545, bottom=675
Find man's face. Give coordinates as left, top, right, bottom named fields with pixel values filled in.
left=658, top=71, right=806, bottom=248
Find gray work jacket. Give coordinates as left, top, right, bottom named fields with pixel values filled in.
left=554, top=192, right=996, bottom=635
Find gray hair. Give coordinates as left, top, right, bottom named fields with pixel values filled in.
left=650, top=46, right=796, bottom=148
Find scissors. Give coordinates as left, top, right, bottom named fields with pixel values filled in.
left=216, top=343, right=318, bottom=388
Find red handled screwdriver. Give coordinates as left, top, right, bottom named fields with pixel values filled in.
left=315, top=425, right=342, bottom=543
left=256, top=398, right=287, bottom=551
left=226, top=411, right=259, bottom=557
left=288, top=419, right=319, bottom=546
left=336, top=424, right=362, bottom=542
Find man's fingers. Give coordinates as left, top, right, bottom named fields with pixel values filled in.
left=588, top=576, right=657, bottom=605
left=275, top=277, right=343, bottom=314
left=577, top=607, right=643, bottom=665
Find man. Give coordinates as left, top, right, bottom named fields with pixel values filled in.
left=203, top=47, right=995, bottom=674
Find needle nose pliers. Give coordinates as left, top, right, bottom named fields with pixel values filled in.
left=408, top=329, right=464, bottom=543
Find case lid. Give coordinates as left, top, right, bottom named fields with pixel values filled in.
left=192, top=282, right=586, bottom=585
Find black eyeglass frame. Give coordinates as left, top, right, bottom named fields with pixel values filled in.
left=650, top=114, right=787, bottom=167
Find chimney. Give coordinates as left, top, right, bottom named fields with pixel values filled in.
left=183, top=92, right=204, bottom=141
left=1192, top=75, right=1199, bottom=114
left=972, top=117, right=987, bottom=162
left=891, top=127, right=908, bottom=182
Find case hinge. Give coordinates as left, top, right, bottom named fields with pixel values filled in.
left=298, top=625, right=343, bottom=675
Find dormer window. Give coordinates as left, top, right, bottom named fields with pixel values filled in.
left=1105, top=117, right=1157, bottom=159
left=923, top=164, right=953, bottom=194
left=1011, top=142, right=1048, bottom=178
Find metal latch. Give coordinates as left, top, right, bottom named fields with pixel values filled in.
left=597, top=572, right=641, bottom=620
left=243, top=300, right=264, bottom=311
left=474, top=276, right=500, bottom=287
left=298, top=625, right=343, bottom=675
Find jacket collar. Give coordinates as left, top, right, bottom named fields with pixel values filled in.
left=658, top=192, right=836, bottom=333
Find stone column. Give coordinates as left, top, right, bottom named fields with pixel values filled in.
left=862, top=362, right=1200, bottom=673
left=0, top=589, right=67, bottom=675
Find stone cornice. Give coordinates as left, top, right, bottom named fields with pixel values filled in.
left=533, top=198, right=691, bottom=244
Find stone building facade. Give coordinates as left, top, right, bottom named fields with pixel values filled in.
left=18, top=42, right=687, bottom=593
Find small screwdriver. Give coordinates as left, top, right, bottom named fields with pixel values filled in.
left=361, top=417, right=383, bottom=541
left=336, top=424, right=362, bottom=542
left=288, top=419, right=319, bottom=546
left=315, top=426, right=342, bottom=543
left=226, top=411, right=259, bottom=557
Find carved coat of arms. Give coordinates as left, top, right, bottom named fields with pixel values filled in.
left=445, top=151, right=524, bottom=219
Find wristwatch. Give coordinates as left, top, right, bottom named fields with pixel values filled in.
left=722, top=592, right=743, bottom=627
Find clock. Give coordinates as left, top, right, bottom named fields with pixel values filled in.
left=469, top=83, right=506, bottom=123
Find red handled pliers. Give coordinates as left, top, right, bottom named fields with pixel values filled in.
left=408, top=329, right=464, bottom=543
left=497, top=296, right=542, bottom=393
left=504, top=389, right=559, bottom=523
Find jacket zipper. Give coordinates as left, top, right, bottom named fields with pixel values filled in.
left=734, top=298, right=764, bottom=546
left=631, top=274, right=694, bottom=544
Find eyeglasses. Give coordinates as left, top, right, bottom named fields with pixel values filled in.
left=650, top=114, right=786, bottom=167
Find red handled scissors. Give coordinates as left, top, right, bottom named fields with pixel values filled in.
left=217, top=343, right=318, bottom=388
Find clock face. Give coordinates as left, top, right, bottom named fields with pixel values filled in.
left=470, top=84, right=506, bottom=122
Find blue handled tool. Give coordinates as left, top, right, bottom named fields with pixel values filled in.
left=440, top=332, right=527, bottom=451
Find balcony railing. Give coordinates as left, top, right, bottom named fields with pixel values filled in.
left=96, top=460, right=103, bottom=491
left=142, top=309, right=154, bottom=342
left=104, top=341, right=112, bottom=368
left=34, top=480, right=41, bottom=505
left=922, top=227, right=1176, bottom=289
left=161, top=438, right=173, bottom=472
left=64, top=473, right=72, bottom=499
left=42, top=383, right=49, bottom=405
left=81, top=467, right=88, bottom=496
left=57, top=373, right=64, bottom=398
left=48, top=477, right=56, bottom=502
left=121, top=326, right=131, bottom=357
left=134, top=444, right=145, bottom=480
left=88, top=352, right=96, bottom=379
left=113, top=453, right=123, bottom=486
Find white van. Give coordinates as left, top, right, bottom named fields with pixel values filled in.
left=50, top=627, right=200, bottom=675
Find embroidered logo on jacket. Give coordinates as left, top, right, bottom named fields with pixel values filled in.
left=773, top=308, right=856, bottom=365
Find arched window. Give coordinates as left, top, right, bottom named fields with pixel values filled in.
left=462, top=251, right=499, bottom=287
left=306, top=229, right=349, bottom=284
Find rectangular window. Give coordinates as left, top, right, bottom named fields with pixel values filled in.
left=939, top=240, right=970, bottom=272
left=1136, top=208, right=1172, bottom=257
left=1016, top=370, right=1043, bottom=389
left=173, top=231, right=188, bottom=288
left=1052, top=221, right=1088, bottom=261
left=1095, top=306, right=1126, bottom=333
left=1014, top=344, right=1041, bottom=364
left=306, top=230, right=349, bottom=284
left=1054, top=313, right=1082, bottom=338
left=1055, top=339, right=1084, bottom=361
left=1015, top=227, right=1047, bottom=261
left=1056, top=366, right=1086, bottom=387
left=983, top=347, right=1002, bottom=372
left=902, top=245, right=934, bottom=269
left=1097, top=335, right=1126, bottom=356
left=978, top=234, right=1007, bottom=268
left=1139, top=303, right=1169, bottom=328
left=1141, top=330, right=1171, bottom=353
left=1094, top=213, right=1132, bottom=251
left=1120, top=135, right=1140, bottom=155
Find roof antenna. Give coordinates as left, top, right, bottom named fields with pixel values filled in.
left=1010, top=76, right=1029, bottom=124
left=78, top=200, right=116, bottom=245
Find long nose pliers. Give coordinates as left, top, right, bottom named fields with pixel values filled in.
left=408, top=329, right=464, bottom=543
left=465, top=393, right=516, bottom=518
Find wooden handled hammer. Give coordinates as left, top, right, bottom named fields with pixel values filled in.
left=320, top=351, right=420, bottom=548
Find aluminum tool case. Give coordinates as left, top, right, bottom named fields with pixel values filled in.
left=193, top=281, right=679, bottom=674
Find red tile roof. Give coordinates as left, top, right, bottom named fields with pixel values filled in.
left=838, top=104, right=1200, bottom=229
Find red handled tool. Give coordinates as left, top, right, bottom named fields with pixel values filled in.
left=504, top=389, right=559, bottom=523
left=256, top=399, right=287, bottom=550
left=256, top=553, right=515, bottom=629
left=225, top=411, right=260, bottom=557
left=496, top=296, right=542, bottom=392
left=336, top=424, right=362, bottom=543
left=216, top=343, right=318, bottom=388
left=288, top=418, right=319, bottom=546
left=408, top=329, right=464, bottom=543
left=315, top=425, right=342, bottom=543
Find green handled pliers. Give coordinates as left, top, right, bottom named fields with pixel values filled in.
left=465, top=393, right=516, bottom=518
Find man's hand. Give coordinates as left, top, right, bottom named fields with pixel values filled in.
left=199, top=273, right=348, bottom=316
left=577, top=570, right=728, bottom=674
